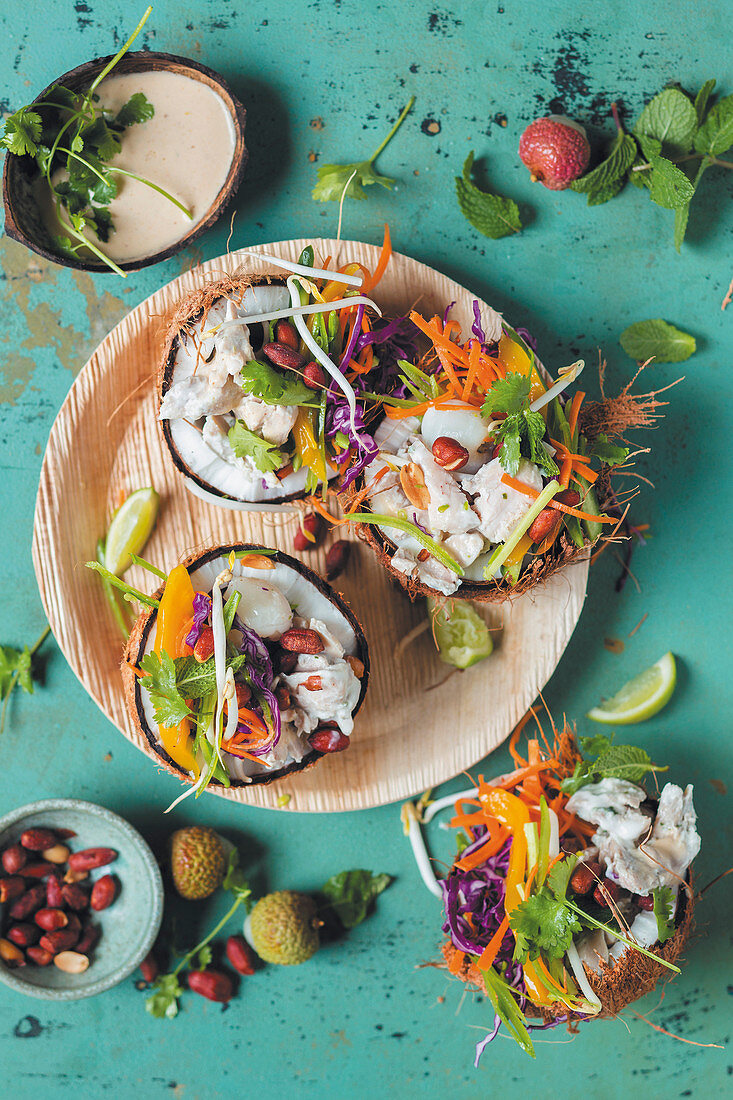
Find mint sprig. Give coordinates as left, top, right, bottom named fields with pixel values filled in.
left=456, top=151, right=522, bottom=239
left=619, top=318, right=696, bottom=363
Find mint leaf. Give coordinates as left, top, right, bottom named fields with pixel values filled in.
left=693, top=79, right=716, bottom=126
left=139, top=651, right=192, bottom=727
left=647, top=155, right=696, bottom=210
left=634, top=87, right=698, bottom=158
left=227, top=422, right=284, bottom=473
left=172, top=654, right=246, bottom=700
left=652, top=885, right=676, bottom=944
left=115, top=92, right=155, bottom=127
left=579, top=733, right=614, bottom=756
left=594, top=743, right=663, bottom=784
left=240, top=360, right=313, bottom=406
left=570, top=131, right=637, bottom=203
left=693, top=93, right=733, bottom=156
left=1, top=107, right=43, bottom=156
left=620, top=318, right=696, bottom=363
left=322, top=869, right=392, bottom=928
left=456, top=152, right=521, bottom=239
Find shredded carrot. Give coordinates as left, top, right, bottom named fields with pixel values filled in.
left=477, top=913, right=510, bottom=970
left=447, top=948, right=466, bottom=975
left=174, top=617, right=194, bottom=658
left=500, top=473, right=615, bottom=524
left=363, top=224, right=392, bottom=294
left=567, top=390, right=585, bottom=439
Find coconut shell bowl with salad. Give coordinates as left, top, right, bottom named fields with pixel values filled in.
left=2, top=18, right=247, bottom=275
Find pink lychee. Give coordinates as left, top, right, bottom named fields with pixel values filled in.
left=518, top=115, right=590, bottom=190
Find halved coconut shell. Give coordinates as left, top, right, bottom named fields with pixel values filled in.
left=439, top=879, right=694, bottom=1021
left=122, top=543, right=370, bottom=788
left=158, top=274, right=333, bottom=506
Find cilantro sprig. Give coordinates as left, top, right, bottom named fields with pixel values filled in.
left=146, top=850, right=253, bottom=1020
left=240, top=360, right=315, bottom=407
left=0, top=6, right=193, bottom=276
left=0, top=626, right=51, bottom=735
left=569, top=85, right=733, bottom=250
left=313, top=96, right=415, bottom=202
left=482, top=372, right=559, bottom=478
left=227, top=422, right=284, bottom=473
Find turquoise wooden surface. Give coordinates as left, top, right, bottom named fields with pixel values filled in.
left=1, top=0, right=731, bottom=1095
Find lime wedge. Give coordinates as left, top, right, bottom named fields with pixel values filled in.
left=103, top=487, right=160, bottom=577
left=586, top=652, right=676, bottom=725
left=427, top=598, right=493, bottom=670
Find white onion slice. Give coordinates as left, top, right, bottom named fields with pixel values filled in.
left=565, top=941, right=602, bottom=1014
left=211, top=295, right=380, bottom=334
left=287, top=276, right=368, bottom=447
left=548, top=807, right=560, bottom=859
left=236, top=249, right=364, bottom=287
left=530, top=360, right=585, bottom=412
left=211, top=570, right=231, bottom=767
left=401, top=802, right=443, bottom=898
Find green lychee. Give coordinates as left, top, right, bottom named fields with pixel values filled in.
left=248, top=891, right=320, bottom=965
left=170, top=826, right=227, bottom=900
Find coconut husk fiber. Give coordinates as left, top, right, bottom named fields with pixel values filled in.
left=356, top=364, right=670, bottom=603
left=122, top=543, right=370, bottom=789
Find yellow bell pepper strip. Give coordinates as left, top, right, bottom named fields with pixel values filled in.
left=478, top=787, right=529, bottom=913
left=498, top=331, right=545, bottom=402
left=293, top=408, right=328, bottom=483
left=153, top=564, right=197, bottom=774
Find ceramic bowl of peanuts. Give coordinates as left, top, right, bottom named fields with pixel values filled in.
left=0, top=799, right=163, bottom=1000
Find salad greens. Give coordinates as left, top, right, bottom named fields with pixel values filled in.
left=312, top=96, right=415, bottom=202
left=0, top=6, right=192, bottom=276
left=320, top=870, right=392, bottom=928
left=455, top=151, right=522, bottom=239
left=227, top=422, right=284, bottom=474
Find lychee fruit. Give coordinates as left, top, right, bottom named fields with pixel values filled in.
left=170, top=826, right=227, bottom=900
left=247, top=890, right=320, bottom=965
left=519, top=115, right=590, bottom=190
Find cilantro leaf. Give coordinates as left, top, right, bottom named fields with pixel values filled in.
left=240, top=360, right=313, bottom=406
left=0, top=645, right=33, bottom=698
left=2, top=107, right=43, bottom=156
left=115, top=92, right=155, bottom=127
left=620, top=318, right=696, bottom=363
left=321, top=869, right=392, bottom=929
left=222, top=849, right=253, bottom=907
left=145, top=973, right=183, bottom=1019
left=633, top=87, right=698, bottom=159
left=482, top=372, right=531, bottom=417
left=82, top=117, right=122, bottom=162
left=227, top=422, right=284, bottom=473
left=693, top=93, right=733, bottom=156
left=570, top=131, right=637, bottom=204
left=456, top=152, right=521, bottom=239
left=195, top=945, right=213, bottom=969
left=312, top=97, right=414, bottom=202
left=586, top=433, right=629, bottom=467
left=509, top=856, right=581, bottom=962
left=652, top=885, right=676, bottom=944
left=138, top=651, right=192, bottom=727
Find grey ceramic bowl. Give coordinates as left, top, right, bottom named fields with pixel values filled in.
left=0, top=799, right=163, bottom=1000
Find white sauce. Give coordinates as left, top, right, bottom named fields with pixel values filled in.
left=39, top=70, right=236, bottom=262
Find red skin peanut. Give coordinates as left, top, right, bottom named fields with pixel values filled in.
left=187, top=969, right=234, bottom=1003
left=90, top=875, right=117, bottom=912
left=2, top=845, right=28, bottom=875
left=67, top=848, right=118, bottom=873
left=226, top=935, right=255, bottom=976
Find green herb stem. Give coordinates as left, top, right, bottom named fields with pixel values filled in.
left=566, top=900, right=681, bottom=973
left=171, top=894, right=245, bottom=980
left=367, top=96, right=415, bottom=164
left=85, top=560, right=160, bottom=607
left=129, top=553, right=167, bottom=579
left=346, top=512, right=464, bottom=576
left=89, top=5, right=153, bottom=94
left=110, top=166, right=193, bottom=218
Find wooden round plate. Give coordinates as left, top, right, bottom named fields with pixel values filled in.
left=32, top=238, right=588, bottom=813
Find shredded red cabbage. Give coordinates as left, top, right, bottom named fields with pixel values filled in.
left=475, top=1014, right=566, bottom=1067
left=442, top=300, right=456, bottom=327
left=185, top=592, right=211, bottom=647
left=514, top=326, right=538, bottom=351
left=234, top=618, right=281, bottom=749
left=340, top=303, right=365, bottom=368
